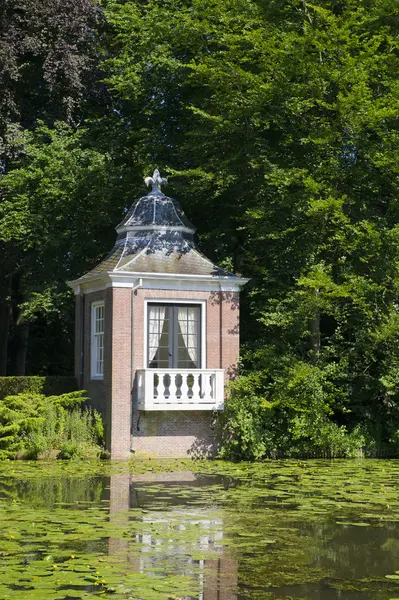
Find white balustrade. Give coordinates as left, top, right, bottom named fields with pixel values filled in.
left=136, top=368, right=224, bottom=411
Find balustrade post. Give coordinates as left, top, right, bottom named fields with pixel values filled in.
left=158, top=372, right=166, bottom=402
left=203, top=372, right=213, bottom=401
left=169, top=373, right=177, bottom=402
left=215, top=370, right=224, bottom=404
left=144, top=369, right=154, bottom=409
left=137, top=371, right=144, bottom=406
left=192, top=372, right=201, bottom=400
left=181, top=372, right=189, bottom=401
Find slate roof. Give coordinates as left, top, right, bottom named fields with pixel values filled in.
left=116, top=192, right=195, bottom=232
left=75, top=170, right=239, bottom=282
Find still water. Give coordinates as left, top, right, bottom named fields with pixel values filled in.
left=1, top=460, right=399, bottom=599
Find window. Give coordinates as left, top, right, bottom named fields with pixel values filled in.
left=91, top=301, right=104, bottom=378
left=148, top=304, right=201, bottom=369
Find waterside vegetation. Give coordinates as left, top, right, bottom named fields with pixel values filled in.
left=0, top=390, right=104, bottom=460
left=1, top=1, right=399, bottom=458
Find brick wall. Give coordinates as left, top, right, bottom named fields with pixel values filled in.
left=207, top=290, right=240, bottom=378
left=79, top=288, right=131, bottom=458
left=131, top=410, right=216, bottom=458
left=77, top=285, right=240, bottom=458
left=130, top=287, right=240, bottom=458
left=220, top=291, right=240, bottom=379
left=103, top=287, right=113, bottom=452
left=107, top=287, right=132, bottom=458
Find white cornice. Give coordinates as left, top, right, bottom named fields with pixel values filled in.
left=68, top=270, right=249, bottom=295
left=109, top=270, right=248, bottom=283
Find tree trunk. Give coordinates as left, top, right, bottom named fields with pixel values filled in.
left=13, top=320, right=29, bottom=375
left=0, top=273, right=11, bottom=376
left=9, top=271, right=30, bottom=376
left=310, top=309, right=320, bottom=363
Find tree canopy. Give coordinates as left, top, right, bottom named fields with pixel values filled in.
left=2, top=0, right=399, bottom=455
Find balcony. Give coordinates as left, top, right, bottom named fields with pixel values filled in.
left=136, top=369, right=224, bottom=411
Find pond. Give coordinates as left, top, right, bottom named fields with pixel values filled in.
left=1, top=459, right=399, bottom=599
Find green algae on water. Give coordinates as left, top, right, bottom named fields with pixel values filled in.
left=1, top=459, right=399, bottom=598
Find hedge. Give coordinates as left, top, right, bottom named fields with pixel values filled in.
left=0, top=376, right=78, bottom=400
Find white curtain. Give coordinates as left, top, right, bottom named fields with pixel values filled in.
left=178, top=307, right=198, bottom=364
left=148, top=306, right=166, bottom=362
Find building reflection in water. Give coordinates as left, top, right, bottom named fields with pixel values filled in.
left=108, top=472, right=237, bottom=599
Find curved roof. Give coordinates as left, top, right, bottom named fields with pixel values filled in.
left=116, top=191, right=195, bottom=233
left=75, top=169, right=240, bottom=283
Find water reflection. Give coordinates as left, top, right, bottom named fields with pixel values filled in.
left=2, top=461, right=399, bottom=599
left=108, top=472, right=238, bottom=599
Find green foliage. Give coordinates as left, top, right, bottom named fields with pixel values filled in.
left=2, top=0, right=399, bottom=454
left=100, top=0, right=399, bottom=458
left=0, top=0, right=108, bottom=376
left=0, top=376, right=77, bottom=400
left=0, top=0, right=101, bottom=138
left=0, top=390, right=104, bottom=459
left=0, top=121, right=124, bottom=376
left=218, top=362, right=366, bottom=460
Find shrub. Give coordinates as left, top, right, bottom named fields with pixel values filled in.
left=217, top=372, right=273, bottom=461
left=217, top=361, right=366, bottom=460
left=0, top=376, right=77, bottom=400
left=0, top=390, right=104, bottom=460
left=58, top=441, right=84, bottom=460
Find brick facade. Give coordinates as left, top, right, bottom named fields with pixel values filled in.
left=130, top=287, right=240, bottom=458
left=107, top=287, right=132, bottom=458
left=75, top=285, right=240, bottom=458
left=131, top=288, right=239, bottom=375
left=131, top=410, right=216, bottom=458
left=76, top=287, right=132, bottom=458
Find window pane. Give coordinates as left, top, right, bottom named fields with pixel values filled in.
left=95, top=305, right=104, bottom=333
left=158, top=345, right=169, bottom=363
left=148, top=306, right=168, bottom=365
left=149, top=306, right=159, bottom=320
left=178, top=334, right=197, bottom=348
left=177, top=335, right=198, bottom=368
left=96, top=332, right=104, bottom=375
left=177, top=307, right=199, bottom=368
left=187, top=307, right=197, bottom=321
left=92, top=302, right=105, bottom=378
left=148, top=304, right=200, bottom=368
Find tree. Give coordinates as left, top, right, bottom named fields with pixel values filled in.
left=103, top=0, right=399, bottom=453
left=0, top=0, right=103, bottom=137
left=0, top=0, right=107, bottom=374
left=2, top=0, right=399, bottom=453
left=0, top=123, right=122, bottom=374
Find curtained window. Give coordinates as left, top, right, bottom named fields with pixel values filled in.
left=147, top=304, right=201, bottom=368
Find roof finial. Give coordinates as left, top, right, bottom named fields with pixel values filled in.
left=144, top=168, right=167, bottom=194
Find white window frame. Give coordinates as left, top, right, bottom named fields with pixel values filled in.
left=144, top=299, right=206, bottom=369
left=91, top=300, right=105, bottom=380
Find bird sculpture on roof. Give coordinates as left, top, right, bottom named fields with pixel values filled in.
left=144, top=168, right=168, bottom=194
